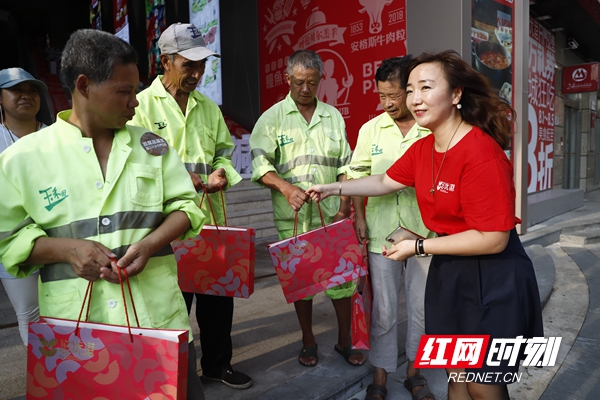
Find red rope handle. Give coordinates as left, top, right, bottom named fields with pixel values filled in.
left=292, top=210, right=299, bottom=242
left=201, top=186, right=220, bottom=233
left=117, top=266, right=135, bottom=342
left=122, top=267, right=140, bottom=328
left=75, top=281, right=94, bottom=336
left=218, top=183, right=227, bottom=226
left=316, top=202, right=326, bottom=230
left=75, top=259, right=141, bottom=343
left=291, top=201, right=327, bottom=241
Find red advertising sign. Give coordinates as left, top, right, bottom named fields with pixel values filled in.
left=562, top=63, right=599, bottom=94
left=528, top=17, right=555, bottom=193
left=114, top=0, right=130, bottom=42
left=258, top=0, right=407, bottom=148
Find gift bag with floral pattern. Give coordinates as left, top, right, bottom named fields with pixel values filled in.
left=268, top=218, right=364, bottom=303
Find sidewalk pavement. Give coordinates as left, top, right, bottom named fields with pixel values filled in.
left=2, top=190, right=600, bottom=400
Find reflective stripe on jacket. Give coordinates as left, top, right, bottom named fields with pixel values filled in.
left=250, top=94, right=351, bottom=233
left=0, top=110, right=205, bottom=332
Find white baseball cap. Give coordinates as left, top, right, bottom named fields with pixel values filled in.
left=158, top=22, right=220, bottom=61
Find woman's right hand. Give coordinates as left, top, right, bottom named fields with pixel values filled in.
left=382, top=239, right=415, bottom=262
left=305, top=184, right=333, bottom=202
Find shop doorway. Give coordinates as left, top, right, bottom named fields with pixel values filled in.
left=563, top=106, right=581, bottom=189
left=595, top=112, right=600, bottom=185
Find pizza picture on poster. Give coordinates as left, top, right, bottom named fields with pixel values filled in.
left=258, top=0, right=408, bottom=148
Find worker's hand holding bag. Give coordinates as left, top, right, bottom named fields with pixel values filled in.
left=27, top=268, right=188, bottom=399
left=267, top=203, right=365, bottom=303
left=172, top=185, right=255, bottom=298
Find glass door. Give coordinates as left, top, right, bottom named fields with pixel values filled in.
left=563, top=106, right=581, bottom=189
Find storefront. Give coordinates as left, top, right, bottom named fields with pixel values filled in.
left=2, top=0, right=599, bottom=232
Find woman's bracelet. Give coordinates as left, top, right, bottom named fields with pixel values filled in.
left=418, top=239, right=426, bottom=256
left=339, top=181, right=342, bottom=196
left=414, top=239, right=419, bottom=256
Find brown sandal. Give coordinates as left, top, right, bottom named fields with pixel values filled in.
left=404, top=374, right=435, bottom=400
left=365, top=383, right=387, bottom=400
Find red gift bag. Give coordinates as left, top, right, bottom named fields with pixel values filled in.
left=267, top=205, right=364, bottom=303
left=27, top=270, right=189, bottom=399
left=351, top=273, right=372, bottom=350
left=172, top=187, right=255, bottom=298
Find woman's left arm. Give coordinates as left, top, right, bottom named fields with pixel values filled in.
left=384, top=230, right=510, bottom=261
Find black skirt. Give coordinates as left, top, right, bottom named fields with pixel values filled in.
left=425, top=229, right=544, bottom=382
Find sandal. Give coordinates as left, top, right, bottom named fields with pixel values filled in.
left=298, top=345, right=318, bottom=367
left=334, top=344, right=366, bottom=367
left=364, top=383, right=387, bottom=400
left=403, top=374, right=436, bottom=400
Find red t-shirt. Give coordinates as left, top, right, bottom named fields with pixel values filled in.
left=386, top=126, right=519, bottom=235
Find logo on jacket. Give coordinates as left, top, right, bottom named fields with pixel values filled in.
left=371, top=144, right=384, bottom=156
left=154, top=121, right=167, bottom=130
left=39, top=187, right=69, bottom=211
left=278, top=134, right=294, bottom=146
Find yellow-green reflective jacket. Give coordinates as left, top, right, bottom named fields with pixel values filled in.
left=250, top=94, right=351, bottom=233
left=0, top=110, right=205, bottom=333
left=130, top=76, right=242, bottom=225
left=343, top=112, right=436, bottom=253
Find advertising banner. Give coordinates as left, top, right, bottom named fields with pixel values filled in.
left=562, top=63, right=599, bottom=94
left=258, top=0, right=408, bottom=148
left=190, top=0, right=223, bottom=105
left=528, top=17, right=555, bottom=193
left=114, top=0, right=130, bottom=43
left=146, top=0, right=166, bottom=78
left=90, top=0, right=102, bottom=30
left=471, top=0, right=514, bottom=103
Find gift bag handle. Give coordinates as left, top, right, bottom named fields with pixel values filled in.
left=292, top=201, right=326, bottom=240
left=199, top=183, right=227, bottom=231
left=75, top=262, right=141, bottom=342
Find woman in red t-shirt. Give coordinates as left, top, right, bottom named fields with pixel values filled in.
left=307, top=50, right=542, bottom=400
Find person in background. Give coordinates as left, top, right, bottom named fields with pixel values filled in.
left=0, top=67, right=47, bottom=346
left=307, top=50, right=543, bottom=400
left=250, top=49, right=365, bottom=369
left=130, top=22, right=252, bottom=390
left=345, top=56, right=435, bottom=400
left=0, top=30, right=207, bottom=399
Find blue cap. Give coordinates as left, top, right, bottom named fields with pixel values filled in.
left=0, top=68, right=48, bottom=92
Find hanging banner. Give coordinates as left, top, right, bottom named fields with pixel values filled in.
left=562, top=63, right=599, bottom=94
left=471, top=0, right=515, bottom=162
left=528, top=17, right=556, bottom=193
left=471, top=0, right=514, bottom=103
left=90, top=0, right=102, bottom=30
left=258, top=0, right=408, bottom=148
left=146, top=0, right=166, bottom=78
left=114, top=0, right=130, bottom=42
left=190, top=0, right=223, bottom=105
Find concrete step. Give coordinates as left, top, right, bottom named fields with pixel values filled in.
left=230, top=177, right=259, bottom=190
left=559, top=227, right=600, bottom=245
left=227, top=207, right=274, bottom=226
left=224, top=178, right=278, bottom=241
left=226, top=196, right=274, bottom=213
left=525, top=244, right=555, bottom=309
left=225, top=185, right=271, bottom=202
left=252, top=221, right=279, bottom=240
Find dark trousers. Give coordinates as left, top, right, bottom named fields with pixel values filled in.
left=187, top=342, right=205, bottom=399
left=183, top=292, right=234, bottom=375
